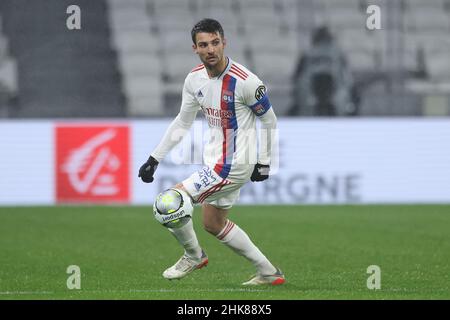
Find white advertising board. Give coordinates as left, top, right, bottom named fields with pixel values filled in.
left=133, top=119, right=450, bottom=204
left=0, top=119, right=449, bottom=205
left=0, top=121, right=54, bottom=205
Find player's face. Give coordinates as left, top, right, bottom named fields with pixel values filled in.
left=193, top=32, right=226, bottom=69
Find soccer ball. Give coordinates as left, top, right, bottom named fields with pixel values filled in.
left=153, top=188, right=193, bottom=228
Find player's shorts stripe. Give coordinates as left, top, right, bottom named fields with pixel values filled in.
left=198, top=179, right=232, bottom=203
left=199, top=180, right=230, bottom=203
left=197, top=180, right=225, bottom=203
left=231, top=64, right=248, bottom=77
left=214, top=74, right=237, bottom=179
left=198, top=179, right=230, bottom=203
left=197, top=180, right=224, bottom=203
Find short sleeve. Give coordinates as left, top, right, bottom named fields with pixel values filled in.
left=180, top=75, right=201, bottom=112
left=242, top=75, right=272, bottom=116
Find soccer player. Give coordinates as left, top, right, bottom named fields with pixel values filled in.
left=138, top=19, right=284, bottom=285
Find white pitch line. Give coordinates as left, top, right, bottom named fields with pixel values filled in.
left=0, top=291, right=54, bottom=295
left=129, top=288, right=268, bottom=293
left=0, top=288, right=271, bottom=296
left=78, top=288, right=270, bottom=294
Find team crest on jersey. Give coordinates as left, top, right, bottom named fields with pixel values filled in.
left=197, top=90, right=203, bottom=97
left=222, top=90, right=234, bottom=103
left=255, top=85, right=266, bottom=101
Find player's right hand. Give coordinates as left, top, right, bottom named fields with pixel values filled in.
left=138, top=155, right=159, bottom=183
left=250, top=163, right=270, bottom=182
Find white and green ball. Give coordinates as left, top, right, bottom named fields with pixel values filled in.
left=153, top=188, right=193, bottom=228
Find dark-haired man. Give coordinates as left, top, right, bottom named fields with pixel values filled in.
left=139, top=19, right=284, bottom=286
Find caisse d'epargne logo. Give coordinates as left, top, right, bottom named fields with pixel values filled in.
left=55, top=125, right=130, bottom=203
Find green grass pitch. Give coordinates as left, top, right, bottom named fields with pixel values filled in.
left=0, top=205, right=449, bottom=299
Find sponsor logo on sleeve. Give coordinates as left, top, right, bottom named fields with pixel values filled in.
left=255, top=85, right=266, bottom=101
left=254, top=104, right=266, bottom=115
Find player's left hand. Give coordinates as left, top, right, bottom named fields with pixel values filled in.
left=250, top=163, right=270, bottom=182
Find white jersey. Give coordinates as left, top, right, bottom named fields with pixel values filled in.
left=182, top=58, right=273, bottom=183
left=151, top=57, right=276, bottom=185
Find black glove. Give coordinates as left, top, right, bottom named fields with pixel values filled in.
left=138, top=155, right=159, bottom=183
left=250, top=163, right=270, bottom=182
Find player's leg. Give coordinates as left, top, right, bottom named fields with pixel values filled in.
left=161, top=183, right=208, bottom=280
left=162, top=166, right=229, bottom=280
left=201, top=202, right=227, bottom=235
left=167, top=183, right=203, bottom=259
left=202, top=202, right=284, bottom=285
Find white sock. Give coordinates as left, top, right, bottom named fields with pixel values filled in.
left=168, top=219, right=202, bottom=260
left=217, top=220, right=277, bottom=275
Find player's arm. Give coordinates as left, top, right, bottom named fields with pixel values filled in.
left=244, top=78, right=277, bottom=182
left=139, top=78, right=200, bottom=183
left=257, top=107, right=277, bottom=165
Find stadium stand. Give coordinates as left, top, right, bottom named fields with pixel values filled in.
left=0, top=0, right=124, bottom=118
left=0, top=0, right=449, bottom=117
left=108, top=0, right=163, bottom=116
left=0, top=14, right=18, bottom=117
left=107, top=0, right=450, bottom=117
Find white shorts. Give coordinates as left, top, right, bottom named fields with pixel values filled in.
left=182, top=166, right=244, bottom=209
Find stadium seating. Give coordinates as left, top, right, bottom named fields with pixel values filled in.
left=403, top=0, right=447, bottom=10
left=0, top=0, right=449, bottom=117
left=404, top=8, right=450, bottom=32
left=0, top=14, right=19, bottom=116
left=0, top=0, right=124, bottom=118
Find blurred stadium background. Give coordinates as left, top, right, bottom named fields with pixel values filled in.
left=1, top=0, right=450, bottom=117
left=0, top=0, right=449, bottom=299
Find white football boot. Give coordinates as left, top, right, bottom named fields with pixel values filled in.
left=162, top=250, right=208, bottom=280
left=242, top=268, right=285, bottom=286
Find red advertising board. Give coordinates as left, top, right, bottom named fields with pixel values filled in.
left=55, top=125, right=130, bottom=203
